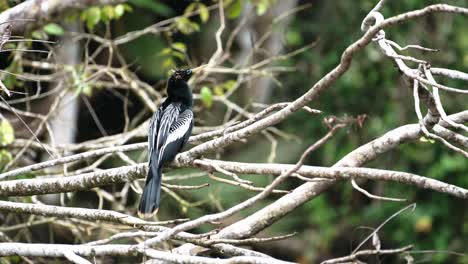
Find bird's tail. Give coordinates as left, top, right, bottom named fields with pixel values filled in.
left=138, top=165, right=162, bottom=218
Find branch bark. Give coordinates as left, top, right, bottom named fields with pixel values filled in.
left=0, top=0, right=126, bottom=34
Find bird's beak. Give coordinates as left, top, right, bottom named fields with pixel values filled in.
left=191, top=64, right=208, bottom=74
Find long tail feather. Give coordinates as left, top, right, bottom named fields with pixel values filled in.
left=138, top=165, right=162, bottom=218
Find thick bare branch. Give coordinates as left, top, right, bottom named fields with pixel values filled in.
left=0, top=0, right=126, bottom=34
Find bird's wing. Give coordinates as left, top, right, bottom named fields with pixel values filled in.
left=167, top=109, right=194, bottom=145
left=155, top=103, right=181, bottom=162
left=148, top=105, right=164, bottom=162
left=158, top=109, right=194, bottom=164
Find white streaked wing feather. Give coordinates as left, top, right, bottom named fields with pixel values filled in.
left=156, top=104, right=180, bottom=163
left=166, top=110, right=193, bottom=143
left=158, top=109, right=193, bottom=164
left=156, top=104, right=180, bottom=150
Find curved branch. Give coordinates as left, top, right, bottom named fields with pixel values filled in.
left=1, top=156, right=466, bottom=198
left=0, top=0, right=126, bottom=34
left=0, top=243, right=293, bottom=264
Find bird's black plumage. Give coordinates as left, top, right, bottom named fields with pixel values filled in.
left=138, top=69, right=195, bottom=218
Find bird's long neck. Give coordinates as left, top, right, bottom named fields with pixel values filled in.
left=167, top=80, right=193, bottom=108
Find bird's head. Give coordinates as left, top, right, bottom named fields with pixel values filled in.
left=169, top=65, right=207, bottom=83
left=171, top=69, right=192, bottom=82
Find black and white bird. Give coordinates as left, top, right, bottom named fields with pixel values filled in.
left=138, top=66, right=204, bottom=218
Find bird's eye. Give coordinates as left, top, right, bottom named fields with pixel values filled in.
left=186, top=69, right=192, bottom=75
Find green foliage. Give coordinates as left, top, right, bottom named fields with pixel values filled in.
left=0, top=119, right=14, bottom=171
left=114, top=4, right=126, bottom=19
left=227, top=0, right=243, bottom=19
left=185, top=2, right=210, bottom=23
left=69, top=66, right=93, bottom=96
left=250, top=0, right=277, bottom=15
left=159, top=42, right=189, bottom=71
left=285, top=30, right=302, bottom=46
left=0, top=0, right=9, bottom=11
left=80, top=4, right=131, bottom=30
left=419, top=136, right=436, bottom=144
left=305, top=195, right=339, bottom=249
left=0, top=149, right=12, bottom=171
left=200, top=86, right=213, bottom=108
left=0, top=119, right=14, bottom=146
left=213, top=80, right=236, bottom=96
left=2, top=59, right=23, bottom=89
left=81, top=7, right=101, bottom=30
left=42, top=23, right=64, bottom=36
left=175, top=17, right=200, bottom=35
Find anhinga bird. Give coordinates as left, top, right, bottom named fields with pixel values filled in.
left=138, top=66, right=205, bottom=218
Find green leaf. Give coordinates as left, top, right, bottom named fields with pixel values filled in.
left=184, top=3, right=197, bottom=14
left=213, top=85, right=224, bottom=96
left=171, top=51, right=186, bottom=61
left=162, top=58, right=176, bottom=71
left=83, top=7, right=101, bottom=30
left=286, top=30, right=302, bottom=46
left=227, top=0, right=242, bottom=19
left=43, top=23, right=64, bottom=36
left=0, top=149, right=12, bottom=171
left=200, top=86, right=213, bottom=108
left=256, top=2, right=268, bottom=15
left=419, top=136, right=435, bottom=144
left=82, top=84, right=93, bottom=96
left=223, top=80, right=236, bottom=90
left=199, top=3, right=210, bottom=23
left=114, top=4, right=126, bottom=18
left=3, top=60, right=23, bottom=89
left=31, top=30, right=48, bottom=40
left=159, top=48, right=172, bottom=56
left=101, top=5, right=115, bottom=22
left=175, top=17, right=200, bottom=35
left=171, top=42, right=187, bottom=53
left=0, top=119, right=14, bottom=146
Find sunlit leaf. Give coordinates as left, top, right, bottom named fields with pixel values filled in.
left=223, top=80, right=236, bottom=90
left=162, top=58, right=176, bottom=71
left=200, top=86, right=213, bottom=108
left=114, top=4, right=126, bottom=18
left=171, top=42, right=187, bottom=53
left=43, top=23, right=64, bottom=36
left=159, top=48, right=172, bottom=56
left=0, top=119, right=14, bottom=146
left=419, top=136, right=435, bottom=144
left=175, top=17, right=200, bottom=35
left=415, top=216, right=432, bottom=233
left=286, top=30, right=302, bottom=46
left=31, top=30, right=48, bottom=40
left=82, top=7, right=101, bottom=30
left=0, top=149, right=12, bottom=170
left=213, top=85, right=224, bottom=96
left=172, top=51, right=186, bottom=61
left=101, top=5, right=115, bottom=22
left=185, top=2, right=197, bottom=14
left=256, top=1, right=268, bottom=15
left=199, top=3, right=210, bottom=23
left=227, top=0, right=242, bottom=19
left=83, top=84, right=93, bottom=96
